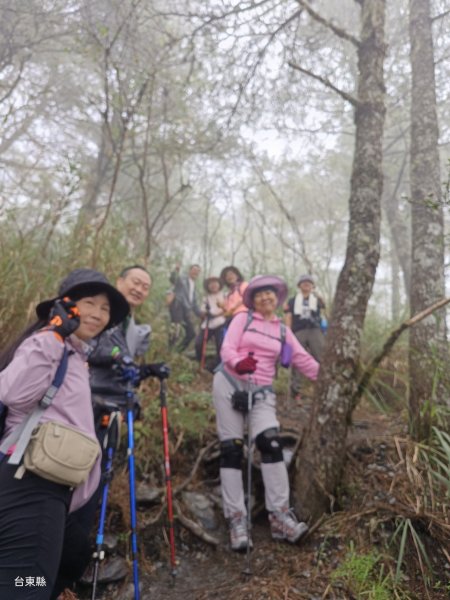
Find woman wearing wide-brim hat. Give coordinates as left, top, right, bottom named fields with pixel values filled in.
left=0, top=268, right=129, bottom=600
left=213, top=274, right=319, bottom=552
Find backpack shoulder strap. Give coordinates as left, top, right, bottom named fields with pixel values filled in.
left=243, top=310, right=253, bottom=333
left=1, top=346, right=69, bottom=462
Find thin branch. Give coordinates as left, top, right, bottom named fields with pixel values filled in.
left=173, top=439, right=217, bottom=496
left=295, top=0, right=360, bottom=47
left=432, top=9, right=450, bottom=22
left=250, top=159, right=314, bottom=272
left=288, top=61, right=359, bottom=106
left=173, top=500, right=220, bottom=546
left=353, top=296, right=450, bottom=407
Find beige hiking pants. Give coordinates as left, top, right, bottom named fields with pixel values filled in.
left=213, top=371, right=290, bottom=517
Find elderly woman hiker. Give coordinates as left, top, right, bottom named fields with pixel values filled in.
left=195, top=276, right=226, bottom=369
left=0, top=268, right=129, bottom=600
left=213, top=275, right=319, bottom=551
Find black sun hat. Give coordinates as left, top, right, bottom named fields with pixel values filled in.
left=36, top=268, right=130, bottom=328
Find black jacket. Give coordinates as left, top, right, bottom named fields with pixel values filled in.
left=88, top=316, right=151, bottom=399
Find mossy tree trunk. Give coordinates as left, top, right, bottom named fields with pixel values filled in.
left=408, top=0, right=446, bottom=441
left=294, top=0, right=387, bottom=521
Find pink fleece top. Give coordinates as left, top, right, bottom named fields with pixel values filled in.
left=221, top=311, right=320, bottom=387
left=223, top=282, right=248, bottom=316
left=0, top=330, right=101, bottom=512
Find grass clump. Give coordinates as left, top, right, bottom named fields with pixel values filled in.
left=331, top=544, right=403, bottom=599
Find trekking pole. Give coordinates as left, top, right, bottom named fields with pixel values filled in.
left=200, top=313, right=209, bottom=371
left=243, top=352, right=254, bottom=577
left=91, top=411, right=121, bottom=600
left=159, top=379, right=177, bottom=577
left=286, top=365, right=292, bottom=410
left=121, top=359, right=140, bottom=600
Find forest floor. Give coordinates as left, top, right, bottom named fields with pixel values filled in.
left=72, top=369, right=450, bottom=600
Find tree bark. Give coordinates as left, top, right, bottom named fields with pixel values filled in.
left=294, top=0, right=387, bottom=521
left=408, top=0, right=446, bottom=440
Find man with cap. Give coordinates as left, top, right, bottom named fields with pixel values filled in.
left=284, top=273, right=326, bottom=398
left=213, top=274, right=319, bottom=552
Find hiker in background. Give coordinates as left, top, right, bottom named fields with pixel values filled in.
left=284, top=273, right=326, bottom=400
left=169, top=263, right=202, bottom=351
left=0, top=268, right=129, bottom=600
left=195, top=276, right=226, bottom=370
left=213, top=275, right=319, bottom=552
left=218, top=266, right=248, bottom=324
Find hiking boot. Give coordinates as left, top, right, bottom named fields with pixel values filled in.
left=228, top=512, right=253, bottom=552
left=269, top=508, right=308, bottom=543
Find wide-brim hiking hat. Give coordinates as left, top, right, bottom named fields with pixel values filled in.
left=36, top=268, right=130, bottom=328
left=203, top=276, right=223, bottom=292
left=243, top=275, right=288, bottom=309
left=297, top=273, right=315, bottom=285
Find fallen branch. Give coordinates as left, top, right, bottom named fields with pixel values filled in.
left=352, top=296, right=450, bottom=408
left=173, top=439, right=217, bottom=495
left=173, top=500, right=220, bottom=546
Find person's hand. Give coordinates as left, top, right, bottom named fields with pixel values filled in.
left=235, top=355, right=258, bottom=375
left=48, top=297, right=80, bottom=339
left=141, top=362, right=170, bottom=380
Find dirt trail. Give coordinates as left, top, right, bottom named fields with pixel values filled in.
left=75, top=393, right=432, bottom=600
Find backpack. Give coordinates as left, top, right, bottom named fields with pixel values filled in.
left=243, top=310, right=291, bottom=368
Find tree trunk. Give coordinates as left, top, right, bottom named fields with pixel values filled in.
left=294, top=0, right=387, bottom=521
left=408, top=0, right=446, bottom=440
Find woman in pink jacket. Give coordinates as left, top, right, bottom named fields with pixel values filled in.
left=213, top=275, right=319, bottom=551
left=0, top=268, right=129, bottom=600
left=218, top=265, right=248, bottom=322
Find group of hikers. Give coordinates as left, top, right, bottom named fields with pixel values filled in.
left=168, top=265, right=326, bottom=379
left=0, top=262, right=327, bottom=599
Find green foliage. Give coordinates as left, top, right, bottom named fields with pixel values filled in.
left=418, top=426, right=450, bottom=497
left=387, top=430, right=450, bottom=594
left=391, top=518, right=433, bottom=586
left=169, top=391, right=214, bottom=442
left=331, top=545, right=399, bottom=599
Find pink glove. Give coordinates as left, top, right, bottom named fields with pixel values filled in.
left=235, top=355, right=258, bottom=375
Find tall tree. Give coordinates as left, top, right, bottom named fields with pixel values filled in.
left=408, top=0, right=446, bottom=440
left=293, top=0, right=387, bottom=520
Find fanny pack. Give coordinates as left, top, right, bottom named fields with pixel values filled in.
left=0, top=345, right=100, bottom=487
left=231, top=390, right=254, bottom=413
left=215, top=363, right=273, bottom=414
left=19, top=421, right=100, bottom=486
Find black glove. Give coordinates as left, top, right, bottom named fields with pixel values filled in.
left=140, top=362, right=170, bottom=381
left=48, top=297, right=80, bottom=339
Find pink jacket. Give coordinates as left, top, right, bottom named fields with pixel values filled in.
left=221, top=311, right=320, bottom=386
left=0, top=330, right=101, bottom=512
left=223, top=282, right=248, bottom=316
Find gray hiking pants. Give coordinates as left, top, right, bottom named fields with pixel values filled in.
left=213, top=371, right=290, bottom=518
left=291, top=327, right=324, bottom=394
